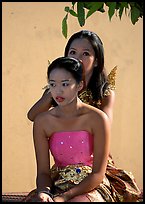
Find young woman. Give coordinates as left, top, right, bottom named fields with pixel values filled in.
left=27, top=30, right=116, bottom=124
left=23, top=57, right=141, bottom=202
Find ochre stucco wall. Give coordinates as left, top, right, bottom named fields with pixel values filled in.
left=2, top=2, right=143, bottom=192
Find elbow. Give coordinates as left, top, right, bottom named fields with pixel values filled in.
left=107, top=114, right=113, bottom=125
left=27, top=110, right=34, bottom=122
left=96, top=172, right=104, bottom=184
left=92, top=171, right=105, bottom=186
left=102, top=110, right=113, bottom=125
left=99, top=173, right=105, bottom=184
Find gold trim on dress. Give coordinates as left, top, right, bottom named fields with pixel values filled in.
left=51, top=164, right=92, bottom=190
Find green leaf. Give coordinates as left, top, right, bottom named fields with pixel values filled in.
left=120, top=2, right=129, bottom=8
left=131, top=7, right=140, bottom=24
left=108, top=2, right=117, bottom=21
left=83, top=2, right=95, bottom=10
left=64, top=6, right=70, bottom=12
left=62, top=14, right=68, bottom=38
left=134, top=2, right=143, bottom=17
left=72, top=2, right=76, bottom=9
left=77, top=2, right=85, bottom=27
left=69, top=9, right=78, bottom=17
left=118, top=2, right=129, bottom=19
left=86, top=2, right=104, bottom=19
left=98, top=7, right=105, bottom=13
left=119, top=6, right=124, bottom=20
left=124, top=7, right=128, bottom=16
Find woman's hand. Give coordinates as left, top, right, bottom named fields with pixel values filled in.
left=53, top=195, right=66, bottom=202
left=38, top=192, right=54, bottom=202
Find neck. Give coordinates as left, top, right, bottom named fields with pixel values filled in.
left=57, top=97, right=82, bottom=118
left=85, top=72, right=92, bottom=87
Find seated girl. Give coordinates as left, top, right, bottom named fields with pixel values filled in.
left=23, top=57, right=141, bottom=202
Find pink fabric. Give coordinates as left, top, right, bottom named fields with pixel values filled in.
left=49, top=130, right=94, bottom=167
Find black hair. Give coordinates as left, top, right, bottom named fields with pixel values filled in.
left=47, top=56, right=83, bottom=84
left=64, top=30, right=109, bottom=100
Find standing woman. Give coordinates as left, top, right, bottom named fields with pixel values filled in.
left=27, top=30, right=116, bottom=124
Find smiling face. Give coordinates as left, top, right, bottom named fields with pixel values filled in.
left=49, top=68, right=82, bottom=106
left=67, top=38, right=97, bottom=84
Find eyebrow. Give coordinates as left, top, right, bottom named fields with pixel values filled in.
left=49, top=79, right=71, bottom=82
left=69, top=47, right=90, bottom=51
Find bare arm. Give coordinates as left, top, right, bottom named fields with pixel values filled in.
left=33, top=114, right=52, bottom=192
left=27, top=89, right=52, bottom=122
left=56, top=112, right=111, bottom=202
left=100, top=90, right=115, bottom=124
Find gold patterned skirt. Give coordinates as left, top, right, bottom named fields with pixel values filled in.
left=22, top=159, right=142, bottom=202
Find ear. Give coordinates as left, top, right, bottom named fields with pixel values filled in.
left=94, top=59, right=98, bottom=67
left=78, top=81, right=84, bottom=92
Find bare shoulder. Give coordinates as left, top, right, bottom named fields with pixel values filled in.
left=83, top=103, right=110, bottom=125
left=102, top=89, right=115, bottom=104
left=33, top=107, right=58, bottom=138
left=33, top=107, right=55, bottom=126
left=107, top=89, right=115, bottom=99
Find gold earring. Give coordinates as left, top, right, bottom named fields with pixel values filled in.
left=48, top=59, right=50, bottom=65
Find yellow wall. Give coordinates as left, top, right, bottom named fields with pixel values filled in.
left=2, top=2, right=143, bottom=192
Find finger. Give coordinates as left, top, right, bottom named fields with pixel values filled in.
left=48, top=196, right=54, bottom=202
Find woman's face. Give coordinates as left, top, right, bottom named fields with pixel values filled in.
left=49, top=68, right=81, bottom=106
left=67, top=38, right=97, bottom=84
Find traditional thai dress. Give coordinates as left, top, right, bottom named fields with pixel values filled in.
left=22, top=67, right=142, bottom=202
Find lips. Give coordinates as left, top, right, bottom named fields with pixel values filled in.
left=55, top=96, right=65, bottom=102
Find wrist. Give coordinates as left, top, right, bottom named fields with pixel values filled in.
left=38, top=187, right=50, bottom=194
left=38, top=187, right=53, bottom=198
left=42, top=90, right=52, bottom=102
left=61, top=192, right=71, bottom=202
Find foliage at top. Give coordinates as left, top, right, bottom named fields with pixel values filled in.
left=62, top=2, right=143, bottom=38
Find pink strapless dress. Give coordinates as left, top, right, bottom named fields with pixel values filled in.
left=49, top=130, right=93, bottom=167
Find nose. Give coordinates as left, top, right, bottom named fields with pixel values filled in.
left=75, top=55, right=83, bottom=63
left=78, top=58, right=83, bottom=63
left=55, top=86, right=63, bottom=95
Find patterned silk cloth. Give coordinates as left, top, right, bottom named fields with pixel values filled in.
left=22, top=67, right=143, bottom=202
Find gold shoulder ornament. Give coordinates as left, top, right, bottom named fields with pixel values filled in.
left=104, top=66, right=117, bottom=97
left=78, top=66, right=117, bottom=107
